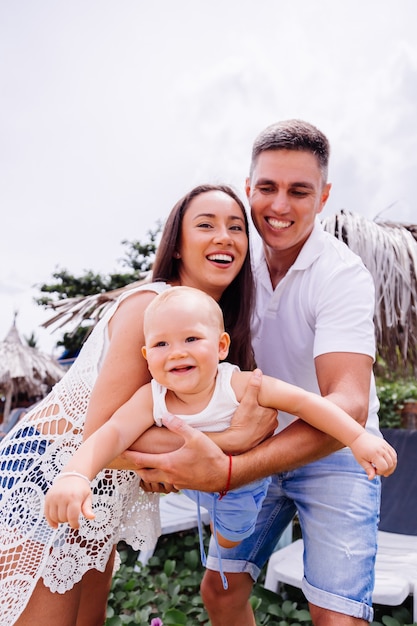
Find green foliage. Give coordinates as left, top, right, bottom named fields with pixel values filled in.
left=120, top=222, right=162, bottom=273
left=107, top=530, right=210, bottom=626
left=248, top=586, right=312, bottom=625
left=376, top=378, right=417, bottom=428
left=56, top=325, right=92, bottom=359
left=23, top=331, right=38, bottom=348
left=35, top=226, right=162, bottom=355
left=36, top=224, right=163, bottom=309
left=371, top=601, right=416, bottom=625
left=36, top=268, right=141, bottom=306
left=107, top=529, right=416, bottom=625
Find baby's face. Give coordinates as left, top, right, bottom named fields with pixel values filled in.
left=142, top=299, right=229, bottom=394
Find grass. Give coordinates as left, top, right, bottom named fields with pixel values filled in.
left=106, top=527, right=416, bottom=626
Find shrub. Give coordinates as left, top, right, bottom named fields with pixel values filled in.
left=376, top=379, right=417, bottom=428
left=107, top=529, right=416, bottom=625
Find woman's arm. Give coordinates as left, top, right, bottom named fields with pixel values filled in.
left=45, top=386, right=155, bottom=528
left=107, top=424, right=185, bottom=470
left=83, top=290, right=157, bottom=441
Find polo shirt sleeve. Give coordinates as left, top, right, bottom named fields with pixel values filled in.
left=313, top=260, right=376, bottom=360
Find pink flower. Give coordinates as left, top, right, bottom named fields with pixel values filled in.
left=150, top=619, right=163, bottom=626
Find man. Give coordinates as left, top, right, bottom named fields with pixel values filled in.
left=132, top=120, right=384, bottom=625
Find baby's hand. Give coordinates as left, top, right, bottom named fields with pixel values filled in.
left=44, top=476, right=95, bottom=529
left=350, top=432, right=397, bottom=479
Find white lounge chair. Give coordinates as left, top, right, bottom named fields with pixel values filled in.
left=138, top=491, right=211, bottom=565
left=264, top=428, right=417, bottom=621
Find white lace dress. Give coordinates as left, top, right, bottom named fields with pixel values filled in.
left=0, top=282, right=170, bottom=625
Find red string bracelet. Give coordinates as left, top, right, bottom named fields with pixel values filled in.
left=218, top=454, right=233, bottom=500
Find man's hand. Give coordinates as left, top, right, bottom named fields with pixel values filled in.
left=228, top=368, right=278, bottom=453
left=127, top=414, right=231, bottom=492
left=138, top=480, right=178, bottom=494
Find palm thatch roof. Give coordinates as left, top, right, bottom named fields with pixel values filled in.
left=322, top=211, right=417, bottom=376
left=0, top=318, right=66, bottom=423
left=42, top=275, right=152, bottom=333
left=42, top=212, right=417, bottom=375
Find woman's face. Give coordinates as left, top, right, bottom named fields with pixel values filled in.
left=177, top=190, right=249, bottom=301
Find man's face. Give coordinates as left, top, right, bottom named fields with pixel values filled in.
left=246, top=149, right=331, bottom=260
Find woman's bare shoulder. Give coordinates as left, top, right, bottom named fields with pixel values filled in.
left=109, top=288, right=162, bottom=332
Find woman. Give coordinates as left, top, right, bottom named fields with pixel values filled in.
left=0, top=184, right=275, bottom=626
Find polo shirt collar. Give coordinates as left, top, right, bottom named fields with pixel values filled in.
left=256, top=216, right=326, bottom=278
left=290, top=217, right=326, bottom=271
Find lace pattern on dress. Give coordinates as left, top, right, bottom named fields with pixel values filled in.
left=0, top=283, right=169, bottom=625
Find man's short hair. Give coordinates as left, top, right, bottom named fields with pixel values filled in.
left=250, top=119, right=330, bottom=181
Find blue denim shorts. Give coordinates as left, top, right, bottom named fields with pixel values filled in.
left=184, top=477, right=271, bottom=542
left=206, top=448, right=381, bottom=622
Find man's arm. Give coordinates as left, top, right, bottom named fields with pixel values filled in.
left=131, top=415, right=335, bottom=491
left=231, top=351, right=374, bottom=483
left=130, top=353, right=374, bottom=491
left=315, top=352, right=373, bottom=427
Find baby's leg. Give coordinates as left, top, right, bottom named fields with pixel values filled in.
left=211, top=523, right=241, bottom=549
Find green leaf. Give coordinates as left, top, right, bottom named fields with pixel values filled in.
left=105, top=617, right=123, bottom=626
left=250, top=596, right=262, bottom=611
left=382, top=617, right=401, bottom=626
left=184, top=549, right=199, bottom=570
left=281, top=600, right=297, bottom=616
left=163, top=607, right=187, bottom=624
left=266, top=603, right=284, bottom=617
left=164, top=559, right=177, bottom=577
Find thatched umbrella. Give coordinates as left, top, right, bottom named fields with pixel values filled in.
left=0, top=316, right=66, bottom=424
left=322, top=211, right=417, bottom=376
left=42, top=212, right=417, bottom=375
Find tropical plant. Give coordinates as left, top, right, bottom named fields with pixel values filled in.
left=107, top=529, right=416, bottom=625
left=120, top=220, right=162, bottom=272
left=23, top=331, right=38, bottom=348
left=376, top=378, right=417, bottom=428
left=106, top=528, right=315, bottom=626
left=37, top=224, right=162, bottom=353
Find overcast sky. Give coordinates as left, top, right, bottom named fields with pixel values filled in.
left=1, top=0, right=416, bottom=354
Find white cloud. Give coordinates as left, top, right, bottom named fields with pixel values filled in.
left=1, top=0, right=416, bottom=351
